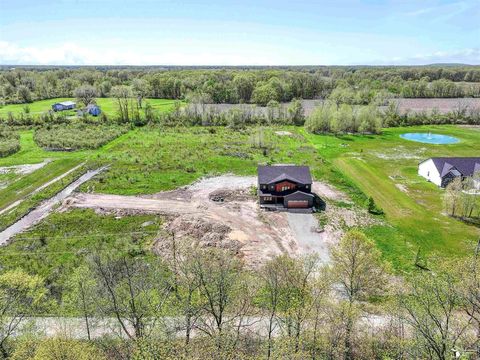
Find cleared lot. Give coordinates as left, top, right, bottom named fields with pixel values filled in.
left=66, top=175, right=377, bottom=266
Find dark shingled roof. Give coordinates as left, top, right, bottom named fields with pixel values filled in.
left=430, top=157, right=480, bottom=177
left=257, top=165, right=312, bottom=184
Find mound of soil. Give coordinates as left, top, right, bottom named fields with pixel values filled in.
left=208, top=188, right=254, bottom=202
left=155, top=215, right=241, bottom=253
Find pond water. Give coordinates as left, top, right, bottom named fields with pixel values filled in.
left=400, top=133, right=459, bottom=144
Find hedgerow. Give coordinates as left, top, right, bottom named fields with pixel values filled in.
left=0, top=127, right=20, bottom=157
left=34, top=123, right=128, bottom=150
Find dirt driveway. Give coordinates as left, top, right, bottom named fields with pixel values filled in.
left=67, top=175, right=375, bottom=266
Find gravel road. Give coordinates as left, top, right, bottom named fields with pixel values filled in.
left=287, top=213, right=330, bottom=263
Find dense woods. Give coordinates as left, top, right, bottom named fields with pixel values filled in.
left=1, top=66, right=480, bottom=107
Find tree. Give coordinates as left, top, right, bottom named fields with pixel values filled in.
left=358, top=106, right=382, bottom=134
left=399, top=265, right=467, bottom=360
left=287, top=99, right=305, bottom=126
left=87, top=253, right=172, bottom=339
left=74, top=85, right=97, bottom=107
left=251, top=82, right=281, bottom=106
left=458, top=251, right=480, bottom=356
left=305, top=103, right=333, bottom=134
left=331, top=230, right=389, bottom=359
left=132, top=78, right=151, bottom=109
left=16, top=85, right=32, bottom=103
left=233, top=73, right=255, bottom=102
left=0, top=270, right=47, bottom=358
left=444, top=177, right=464, bottom=217
left=191, top=248, right=243, bottom=348
left=63, top=264, right=96, bottom=340
left=111, top=85, right=134, bottom=122
left=163, top=234, right=203, bottom=350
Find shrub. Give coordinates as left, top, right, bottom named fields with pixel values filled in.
left=367, top=196, right=384, bottom=215
left=0, top=127, right=20, bottom=157
left=34, top=122, right=127, bottom=150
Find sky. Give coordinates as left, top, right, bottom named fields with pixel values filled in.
left=0, top=0, right=479, bottom=66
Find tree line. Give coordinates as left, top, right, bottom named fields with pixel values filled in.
left=1, top=65, right=480, bottom=106
left=1, top=229, right=480, bottom=359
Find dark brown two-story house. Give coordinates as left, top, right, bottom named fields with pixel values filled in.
left=258, top=165, right=314, bottom=209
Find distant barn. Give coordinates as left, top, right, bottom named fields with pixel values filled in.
left=52, top=101, right=76, bottom=112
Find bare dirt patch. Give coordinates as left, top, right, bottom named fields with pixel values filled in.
left=395, top=183, right=409, bottom=193
left=312, top=181, right=351, bottom=202
left=390, top=98, right=480, bottom=115
left=369, top=145, right=427, bottom=160
left=67, top=175, right=377, bottom=266
left=0, top=159, right=51, bottom=176
left=275, top=131, right=293, bottom=136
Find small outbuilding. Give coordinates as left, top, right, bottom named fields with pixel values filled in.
left=52, top=101, right=76, bottom=112
left=418, top=157, right=480, bottom=188
left=86, top=104, right=101, bottom=116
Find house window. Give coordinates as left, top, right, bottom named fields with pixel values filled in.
left=263, top=196, right=272, bottom=201
left=306, top=185, right=310, bottom=189
left=281, top=185, right=290, bottom=191
left=261, top=185, right=266, bottom=190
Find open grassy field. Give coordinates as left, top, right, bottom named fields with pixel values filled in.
left=304, top=126, right=480, bottom=269
left=0, top=124, right=478, bottom=275
left=0, top=97, right=179, bottom=117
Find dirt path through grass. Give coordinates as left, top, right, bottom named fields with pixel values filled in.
left=0, top=161, right=86, bottom=216
left=0, top=167, right=107, bottom=245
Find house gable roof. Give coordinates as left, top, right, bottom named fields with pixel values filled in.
left=57, top=101, right=76, bottom=106
left=258, top=165, right=312, bottom=184
left=284, top=190, right=315, bottom=199
left=429, top=157, right=480, bottom=177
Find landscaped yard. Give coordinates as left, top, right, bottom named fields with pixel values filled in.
left=305, top=125, right=480, bottom=269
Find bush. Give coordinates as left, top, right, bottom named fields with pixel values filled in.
left=367, top=196, right=384, bottom=215
left=0, top=127, right=20, bottom=157
left=34, top=122, right=127, bottom=150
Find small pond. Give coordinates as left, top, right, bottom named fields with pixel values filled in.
left=400, top=133, right=459, bottom=144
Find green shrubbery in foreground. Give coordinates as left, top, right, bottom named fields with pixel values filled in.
left=0, top=127, right=20, bottom=157
left=33, top=122, right=128, bottom=150
left=1, top=230, right=479, bottom=359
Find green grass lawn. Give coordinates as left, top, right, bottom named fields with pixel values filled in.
left=0, top=97, right=179, bottom=117
left=304, top=125, right=480, bottom=269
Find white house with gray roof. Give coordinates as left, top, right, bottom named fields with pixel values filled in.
left=418, top=157, right=480, bottom=188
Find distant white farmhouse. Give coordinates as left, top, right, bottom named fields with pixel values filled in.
left=418, top=157, right=480, bottom=188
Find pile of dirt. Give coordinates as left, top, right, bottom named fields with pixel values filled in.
left=208, top=188, right=254, bottom=202
left=155, top=215, right=241, bottom=254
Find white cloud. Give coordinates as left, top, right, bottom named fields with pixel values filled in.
left=0, top=41, right=277, bottom=66
left=1, top=41, right=479, bottom=66
left=388, top=48, right=480, bottom=65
